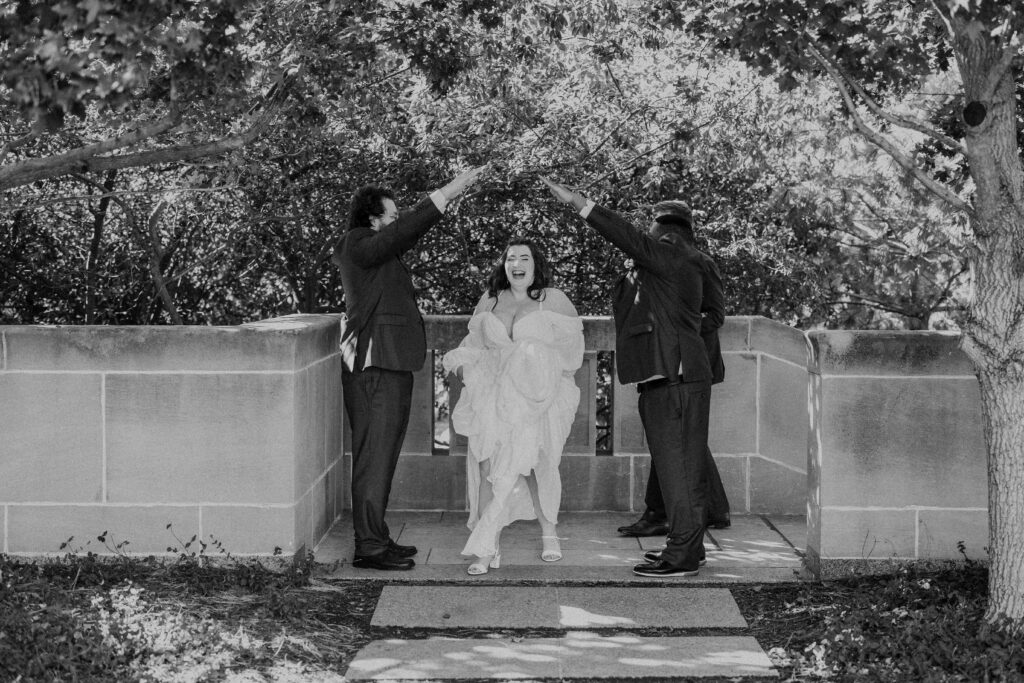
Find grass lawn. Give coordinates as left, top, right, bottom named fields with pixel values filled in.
left=2, top=550, right=1022, bottom=682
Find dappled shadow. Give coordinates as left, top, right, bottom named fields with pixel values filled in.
left=346, top=632, right=774, bottom=679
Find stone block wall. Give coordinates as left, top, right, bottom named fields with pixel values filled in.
left=0, top=314, right=344, bottom=556
left=388, top=315, right=809, bottom=516
left=806, top=331, right=987, bottom=571
left=610, top=316, right=808, bottom=515
left=3, top=313, right=990, bottom=564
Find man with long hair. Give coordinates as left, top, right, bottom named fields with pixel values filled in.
left=333, top=166, right=484, bottom=570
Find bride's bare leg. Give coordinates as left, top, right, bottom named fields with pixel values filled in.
left=468, top=459, right=501, bottom=574
left=526, top=471, right=561, bottom=561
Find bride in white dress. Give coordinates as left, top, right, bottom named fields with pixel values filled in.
left=442, top=239, right=584, bottom=575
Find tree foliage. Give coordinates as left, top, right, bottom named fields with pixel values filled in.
left=675, top=0, right=1024, bottom=631
left=1, top=0, right=978, bottom=329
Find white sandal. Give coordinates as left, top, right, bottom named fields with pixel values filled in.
left=467, top=551, right=501, bottom=575
left=541, top=535, right=562, bottom=562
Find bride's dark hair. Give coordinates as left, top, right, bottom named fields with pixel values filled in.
left=485, top=238, right=550, bottom=301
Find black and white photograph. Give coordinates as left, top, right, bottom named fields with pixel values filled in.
left=1, top=1, right=1021, bottom=680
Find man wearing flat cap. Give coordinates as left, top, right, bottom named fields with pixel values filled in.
left=620, top=201, right=732, bottom=542
left=542, top=178, right=721, bottom=577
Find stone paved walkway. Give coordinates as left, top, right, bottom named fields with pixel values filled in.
left=319, top=513, right=805, bottom=680
left=317, top=511, right=806, bottom=583
left=345, top=634, right=777, bottom=680
left=370, top=586, right=747, bottom=629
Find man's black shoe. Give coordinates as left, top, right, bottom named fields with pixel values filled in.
left=707, top=514, right=731, bottom=529
left=352, top=550, right=415, bottom=571
left=389, top=540, right=418, bottom=558
left=643, top=550, right=706, bottom=566
left=632, top=560, right=699, bottom=577
left=617, top=518, right=669, bottom=537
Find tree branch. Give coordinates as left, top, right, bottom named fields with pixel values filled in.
left=9, top=184, right=239, bottom=212
left=979, top=36, right=1021, bottom=102
left=163, top=241, right=235, bottom=285
left=841, top=68, right=965, bottom=152
left=84, top=169, right=117, bottom=324
left=143, top=200, right=183, bottom=324
left=0, top=100, right=281, bottom=191
left=803, top=37, right=971, bottom=214
left=604, top=63, right=625, bottom=99
left=74, top=173, right=184, bottom=325
left=931, top=1, right=1020, bottom=104
left=928, top=0, right=957, bottom=43
left=585, top=103, right=653, bottom=160
left=0, top=113, right=181, bottom=190
left=362, top=63, right=414, bottom=89
left=825, top=295, right=920, bottom=318
left=580, top=113, right=720, bottom=191
left=0, top=129, right=42, bottom=166
left=582, top=137, right=675, bottom=189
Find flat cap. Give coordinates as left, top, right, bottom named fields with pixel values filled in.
left=652, top=200, right=693, bottom=230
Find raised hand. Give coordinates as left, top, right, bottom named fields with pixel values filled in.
left=441, top=165, right=488, bottom=201
left=541, top=176, right=585, bottom=210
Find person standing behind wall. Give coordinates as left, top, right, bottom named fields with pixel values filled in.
left=620, top=201, right=732, bottom=541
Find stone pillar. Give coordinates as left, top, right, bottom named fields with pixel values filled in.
left=805, top=331, right=987, bottom=575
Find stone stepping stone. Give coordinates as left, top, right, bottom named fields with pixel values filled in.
left=345, top=633, right=776, bottom=680
left=371, top=586, right=747, bottom=629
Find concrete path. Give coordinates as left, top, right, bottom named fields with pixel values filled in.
left=346, top=634, right=776, bottom=680
left=371, top=586, right=747, bottom=629
left=327, top=513, right=801, bottom=680
left=317, top=511, right=807, bottom=584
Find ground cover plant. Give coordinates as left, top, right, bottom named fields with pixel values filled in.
left=1, top=546, right=1020, bottom=682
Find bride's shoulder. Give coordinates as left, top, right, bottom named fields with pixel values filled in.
left=472, top=291, right=497, bottom=315
left=541, top=288, right=579, bottom=318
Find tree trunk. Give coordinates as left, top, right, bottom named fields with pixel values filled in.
left=145, top=203, right=183, bottom=325
left=84, top=171, right=117, bottom=324
left=975, top=369, right=1024, bottom=626
left=955, top=16, right=1024, bottom=631
left=966, top=216, right=1024, bottom=629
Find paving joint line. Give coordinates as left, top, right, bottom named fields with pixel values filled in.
left=759, top=514, right=805, bottom=557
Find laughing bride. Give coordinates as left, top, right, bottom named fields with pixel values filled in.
left=442, top=238, right=585, bottom=575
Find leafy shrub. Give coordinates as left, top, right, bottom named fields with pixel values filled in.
left=0, top=532, right=318, bottom=681
left=0, top=555, right=138, bottom=681
left=775, top=562, right=1024, bottom=681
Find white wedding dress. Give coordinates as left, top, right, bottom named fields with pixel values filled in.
left=442, top=303, right=585, bottom=558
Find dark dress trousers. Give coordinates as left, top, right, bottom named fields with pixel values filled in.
left=332, top=197, right=442, bottom=557
left=644, top=250, right=730, bottom=526
left=584, top=205, right=713, bottom=569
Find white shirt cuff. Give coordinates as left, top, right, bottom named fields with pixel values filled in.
left=429, top=190, right=448, bottom=213
left=579, top=199, right=595, bottom=219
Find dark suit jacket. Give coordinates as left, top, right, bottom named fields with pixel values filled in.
left=585, top=205, right=713, bottom=385
left=698, top=251, right=725, bottom=385
left=332, top=197, right=442, bottom=372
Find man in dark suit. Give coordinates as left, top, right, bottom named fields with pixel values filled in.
left=618, top=203, right=731, bottom=539
left=333, top=166, right=483, bottom=570
left=542, top=178, right=713, bottom=577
